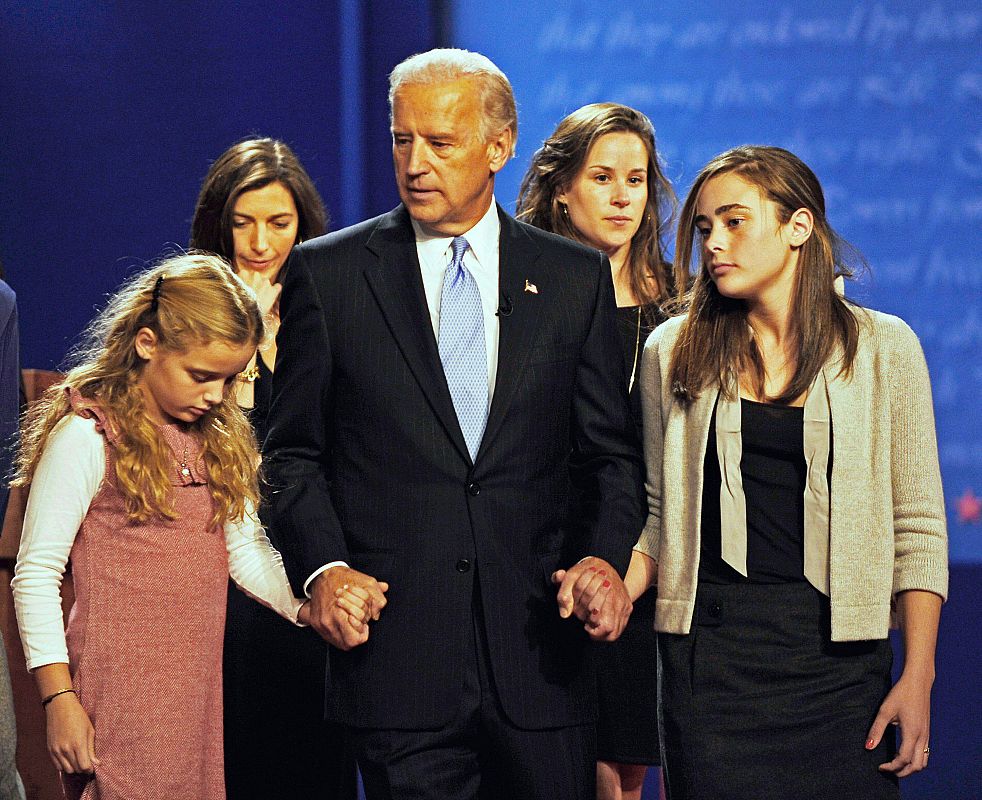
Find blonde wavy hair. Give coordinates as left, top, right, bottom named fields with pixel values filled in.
left=14, top=252, right=265, bottom=528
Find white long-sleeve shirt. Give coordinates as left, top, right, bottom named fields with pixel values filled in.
left=12, top=413, right=305, bottom=670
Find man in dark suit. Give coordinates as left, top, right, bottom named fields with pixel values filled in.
left=263, top=48, right=645, bottom=799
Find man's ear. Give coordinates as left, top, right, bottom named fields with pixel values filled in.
left=134, top=327, right=158, bottom=361
left=487, top=126, right=514, bottom=175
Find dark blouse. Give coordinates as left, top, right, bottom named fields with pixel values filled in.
left=616, top=305, right=662, bottom=434
left=247, top=352, right=274, bottom=448
left=699, top=398, right=811, bottom=584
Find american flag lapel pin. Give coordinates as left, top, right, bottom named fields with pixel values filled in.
left=524, top=279, right=538, bottom=294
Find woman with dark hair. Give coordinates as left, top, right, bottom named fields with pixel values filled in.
left=190, top=137, right=327, bottom=441
left=628, top=145, right=947, bottom=799
left=517, top=102, right=676, bottom=800
left=190, top=138, right=354, bottom=800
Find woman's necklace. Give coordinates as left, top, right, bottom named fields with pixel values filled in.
left=627, top=306, right=642, bottom=394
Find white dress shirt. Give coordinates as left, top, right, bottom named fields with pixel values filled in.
left=12, top=414, right=306, bottom=670
left=304, top=200, right=504, bottom=594
left=412, top=198, right=502, bottom=398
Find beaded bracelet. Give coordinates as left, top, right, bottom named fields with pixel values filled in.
left=41, top=687, right=77, bottom=708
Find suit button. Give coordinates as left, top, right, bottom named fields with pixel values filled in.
left=708, top=601, right=722, bottom=619
left=456, top=559, right=471, bottom=573
left=467, top=482, right=481, bottom=496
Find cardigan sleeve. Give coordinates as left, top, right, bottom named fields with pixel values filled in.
left=12, top=415, right=106, bottom=670
left=886, top=319, right=948, bottom=600
left=634, top=326, right=666, bottom=563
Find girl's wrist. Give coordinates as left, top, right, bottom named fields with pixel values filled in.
left=42, top=688, right=79, bottom=709
left=899, top=662, right=936, bottom=685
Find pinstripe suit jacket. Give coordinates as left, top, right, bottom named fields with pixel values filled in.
left=263, top=205, right=645, bottom=730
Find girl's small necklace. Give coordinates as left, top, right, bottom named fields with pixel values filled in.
left=178, top=440, right=191, bottom=479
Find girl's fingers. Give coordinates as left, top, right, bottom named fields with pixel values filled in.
left=88, top=724, right=101, bottom=768
left=336, top=584, right=371, bottom=603
left=336, top=595, right=369, bottom=623
left=50, top=748, right=72, bottom=774
left=585, top=580, right=612, bottom=627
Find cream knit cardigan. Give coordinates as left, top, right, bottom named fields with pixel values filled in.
left=634, top=308, right=948, bottom=642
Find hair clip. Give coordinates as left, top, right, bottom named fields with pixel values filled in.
left=150, top=274, right=166, bottom=312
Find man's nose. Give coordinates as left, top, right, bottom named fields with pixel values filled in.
left=406, top=141, right=429, bottom=175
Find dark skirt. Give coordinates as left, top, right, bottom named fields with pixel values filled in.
left=659, top=582, right=899, bottom=800
left=223, top=582, right=358, bottom=800
left=596, top=590, right=661, bottom=765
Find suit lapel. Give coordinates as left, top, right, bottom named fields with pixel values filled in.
left=363, top=206, right=472, bottom=463
left=476, top=211, right=545, bottom=460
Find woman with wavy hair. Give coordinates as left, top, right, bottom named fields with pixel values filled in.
left=517, top=102, right=676, bottom=800
left=627, top=146, right=947, bottom=798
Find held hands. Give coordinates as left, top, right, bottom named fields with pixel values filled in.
left=552, top=557, right=633, bottom=641
left=309, top=566, right=388, bottom=651
left=866, top=672, right=934, bottom=777
left=45, top=693, right=99, bottom=775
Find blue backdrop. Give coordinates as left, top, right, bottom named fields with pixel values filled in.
left=1, top=2, right=979, bottom=797
left=0, top=0, right=436, bottom=369
left=452, top=0, right=982, bottom=565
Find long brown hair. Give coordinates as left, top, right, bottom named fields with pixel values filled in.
left=15, top=253, right=265, bottom=527
left=190, top=138, right=328, bottom=266
left=516, top=103, right=676, bottom=317
left=669, top=145, right=863, bottom=405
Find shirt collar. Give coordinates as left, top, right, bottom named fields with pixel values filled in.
left=411, top=199, right=501, bottom=270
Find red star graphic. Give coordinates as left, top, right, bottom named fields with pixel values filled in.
left=956, top=489, right=981, bottom=524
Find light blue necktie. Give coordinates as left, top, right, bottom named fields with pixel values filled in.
left=438, top=236, right=488, bottom=461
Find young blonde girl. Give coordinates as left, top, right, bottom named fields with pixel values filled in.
left=12, top=254, right=319, bottom=799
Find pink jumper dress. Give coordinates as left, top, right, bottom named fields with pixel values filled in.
left=63, top=394, right=229, bottom=799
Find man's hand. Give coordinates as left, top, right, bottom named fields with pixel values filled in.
left=551, top=556, right=633, bottom=641
left=309, top=566, right=389, bottom=650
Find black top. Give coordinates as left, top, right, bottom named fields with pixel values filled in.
left=247, top=352, right=274, bottom=447
left=699, top=398, right=811, bottom=584
left=616, top=305, right=661, bottom=434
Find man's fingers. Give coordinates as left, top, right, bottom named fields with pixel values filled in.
left=555, top=569, right=576, bottom=618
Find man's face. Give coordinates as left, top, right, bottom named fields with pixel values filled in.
left=391, top=78, right=512, bottom=236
